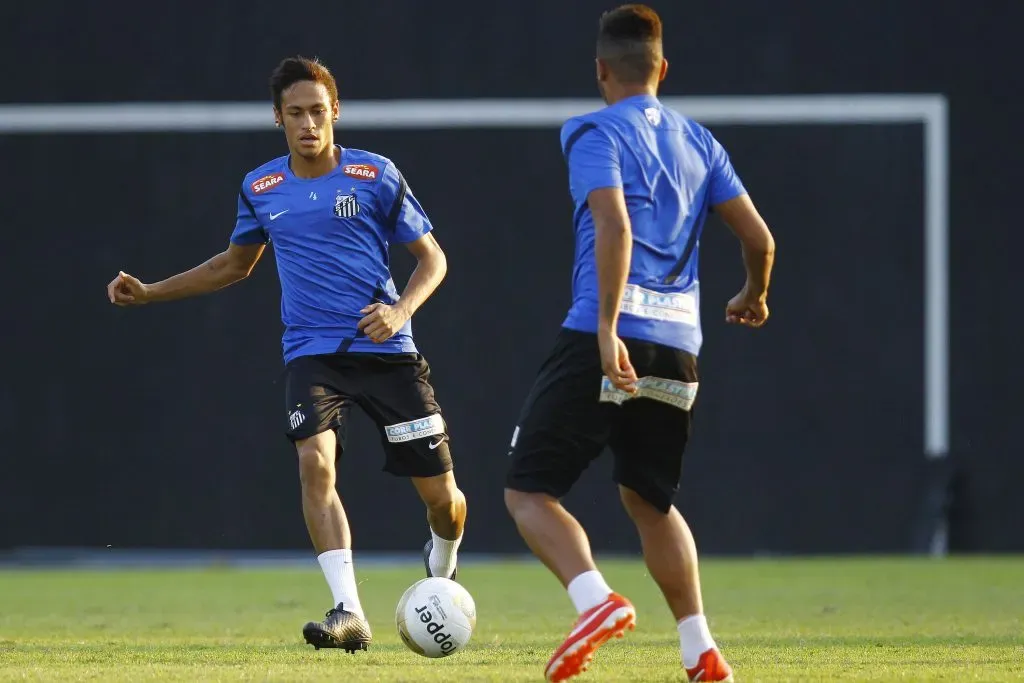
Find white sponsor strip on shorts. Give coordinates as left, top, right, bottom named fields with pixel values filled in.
left=620, top=284, right=697, bottom=326
left=384, top=414, right=446, bottom=443
left=599, top=376, right=699, bottom=412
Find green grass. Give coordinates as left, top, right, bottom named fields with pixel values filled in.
left=1, top=557, right=1022, bottom=681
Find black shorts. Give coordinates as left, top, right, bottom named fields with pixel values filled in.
left=505, top=329, right=698, bottom=513
left=283, top=352, right=453, bottom=478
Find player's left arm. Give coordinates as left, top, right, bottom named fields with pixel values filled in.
left=359, top=233, right=447, bottom=343
left=398, top=231, right=448, bottom=314
left=589, top=187, right=638, bottom=392
left=358, top=164, right=448, bottom=343
left=589, top=188, right=632, bottom=336
left=564, top=121, right=637, bottom=391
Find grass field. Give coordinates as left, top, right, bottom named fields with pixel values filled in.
left=1, top=557, right=1022, bottom=681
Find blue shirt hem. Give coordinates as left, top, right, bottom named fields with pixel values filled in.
left=283, top=336, right=419, bottom=364
left=561, top=317, right=701, bottom=357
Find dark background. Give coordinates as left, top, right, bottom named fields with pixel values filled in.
left=1, top=0, right=1020, bottom=554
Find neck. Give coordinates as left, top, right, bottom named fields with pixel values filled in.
left=603, top=82, right=658, bottom=106
left=290, top=143, right=339, bottom=179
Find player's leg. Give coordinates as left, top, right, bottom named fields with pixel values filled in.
left=619, top=485, right=702, bottom=616
left=411, top=470, right=467, bottom=579
left=295, top=429, right=365, bottom=614
left=502, top=489, right=599, bottom=589
left=284, top=356, right=372, bottom=652
left=618, top=487, right=730, bottom=680
left=504, top=330, right=634, bottom=682
left=357, top=352, right=467, bottom=579
left=609, top=350, right=732, bottom=682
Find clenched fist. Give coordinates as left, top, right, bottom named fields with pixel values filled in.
left=357, top=303, right=410, bottom=343
left=107, top=271, right=150, bottom=306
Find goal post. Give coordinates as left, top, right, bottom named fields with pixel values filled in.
left=0, top=93, right=951, bottom=552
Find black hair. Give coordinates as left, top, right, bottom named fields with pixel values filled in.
left=269, top=56, right=339, bottom=111
left=597, top=4, right=664, bottom=84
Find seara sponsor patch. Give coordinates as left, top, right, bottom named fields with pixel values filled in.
left=251, top=173, right=285, bottom=194
left=343, top=164, right=379, bottom=181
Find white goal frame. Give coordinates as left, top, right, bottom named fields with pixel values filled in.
left=0, top=94, right=950, bottom=458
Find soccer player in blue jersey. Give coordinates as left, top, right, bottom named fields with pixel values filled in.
left=504, top=6, right=776, bottom=682
left=106, top=56, right=466, bottom=653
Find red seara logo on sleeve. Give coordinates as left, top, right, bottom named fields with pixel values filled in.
left=251, top=173, right=285, bottom=194
left=343, top=164, right=379, bottom=180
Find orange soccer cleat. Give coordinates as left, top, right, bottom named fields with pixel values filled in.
left=685, top=648, right=734, bottom=682
left=544, top=592, right=636, bottom=682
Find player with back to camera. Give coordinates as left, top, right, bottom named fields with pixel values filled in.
left=503, top=5, right=776, bottom=682
left=106, top=56, right=466, bottom=653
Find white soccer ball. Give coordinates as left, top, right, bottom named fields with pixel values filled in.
left=395, top=577, right=476, bottom=658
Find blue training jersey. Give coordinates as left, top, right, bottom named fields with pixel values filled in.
left=560, top=94, right=747, bottom=356
left=230, top=146, right=433, bottom=363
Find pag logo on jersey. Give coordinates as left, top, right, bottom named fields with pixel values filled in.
left=620, top=284, right=697, bottom=326
left=343, top=164, right=379, bottom=180
left=644, top=106, right=662, bottom=126
left=334, top=192, right=360, bottom=218
left=251, top=173, right=285, bottom=194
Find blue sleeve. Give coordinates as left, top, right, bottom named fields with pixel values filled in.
left=378, top=162, right=433, bottom=244
left=707, top=137, right=747, bottom=206
left=230, top=186, right=268, bottom=245
left=561, top=120, right=622, bottom=199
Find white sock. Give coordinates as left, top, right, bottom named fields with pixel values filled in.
left=567, top=570, right=613, bottom=614
left=317, top=549, right=364, bottom=620
left=678, top=614, right=717, bottom=668
left=428, top=528, right=462, bottom=578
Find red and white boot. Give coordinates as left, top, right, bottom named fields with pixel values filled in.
left=685, top=648, right=734, bottom=682
left=544, top=592, right=636, bottom=682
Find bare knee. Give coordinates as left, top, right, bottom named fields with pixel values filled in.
left=414, top=472, right=463, bottom=513
left=505, top=488, right=549, bottom=520
left=296, top=435, right=336, bottom=497
left=619, top=485, right=669, bottom=526
left=504, top=488, right=523, bottom=516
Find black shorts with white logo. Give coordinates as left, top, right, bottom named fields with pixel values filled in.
left=505, top=329, right=698, bottom=513
left=283, top=352, right=453, bottom=478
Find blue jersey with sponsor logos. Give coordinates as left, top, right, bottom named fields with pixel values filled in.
left=560, top=94, right=747, bottom=356
left=230, top=146, right=432, bottom=363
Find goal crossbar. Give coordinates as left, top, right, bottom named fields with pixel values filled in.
left=0, top=94, right=949, bottom=457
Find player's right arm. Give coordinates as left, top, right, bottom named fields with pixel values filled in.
left=714, top=194, right=775, bottom=307
left=107, top=243, right=264, bottom=306
left=107, top=184, right=268, bottom=306
left=706, top=137, right=776, bottom=327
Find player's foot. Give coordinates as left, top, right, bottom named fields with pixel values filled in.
left=686, top=648, right=734, bottom=682
left=302, top=603, right=372, bottom=653
left=544, top=592, right=636, bottom=682
left=422, top=539, right=458, bottom=580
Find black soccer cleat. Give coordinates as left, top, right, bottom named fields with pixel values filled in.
left=422, top=539, right=458, bottom=580
left=302, top=603, right=372, bottom=653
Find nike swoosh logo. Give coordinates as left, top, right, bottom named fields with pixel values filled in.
left=269, top=210, right=289, bottom=220
left=428, top=438, right=444, bottom=450
left=568, top=601, right=616, bottom=638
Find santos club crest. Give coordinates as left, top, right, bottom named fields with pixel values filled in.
left=334, top=191, right=360, bottom=218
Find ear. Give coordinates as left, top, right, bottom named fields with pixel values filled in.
left=595, top=57, right=609, bottom=82
left=658, top=58, right=668, bottom=82
left=273, top=107, right=282, bottom=127
left=332, top=100, right=340, bottom=122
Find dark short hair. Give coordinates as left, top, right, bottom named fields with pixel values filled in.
left=269, top=56, right=339, bottom=111
left=596, top=4, right=664, bottom=84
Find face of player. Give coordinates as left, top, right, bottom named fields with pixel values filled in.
left=276, top=81, right=339, bottom=159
